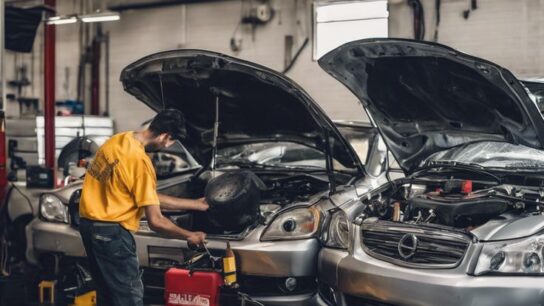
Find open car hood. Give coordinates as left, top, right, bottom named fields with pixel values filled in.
left=319, top=38, right=544, bottom=173
left=121, top=50, right=361, bottom=171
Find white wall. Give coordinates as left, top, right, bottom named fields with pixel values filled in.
left=389, top=0, right=544, bottom=78
left=101, top=0, right=365, bottom=132
left=5, top=0, right=544, bottom=130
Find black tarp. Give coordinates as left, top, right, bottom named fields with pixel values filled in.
left=5, top=5, right=49, bottom=53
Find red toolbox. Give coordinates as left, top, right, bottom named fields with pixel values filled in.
left=165, top=268, right=224, bottom=306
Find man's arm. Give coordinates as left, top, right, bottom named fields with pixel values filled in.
left=158, top=193, right=209, bottom=211
left=144, top=205, right=206, bottom=245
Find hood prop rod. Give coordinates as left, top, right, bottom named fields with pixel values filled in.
left=211, top=95, right=220, bottom=174
left=324, top=129, right=337, bottom=195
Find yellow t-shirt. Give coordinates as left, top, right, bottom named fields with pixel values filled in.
left=80, top=131, right=160, bottom=231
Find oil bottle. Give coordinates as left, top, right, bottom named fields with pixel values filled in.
left=223, top=241, right=237, bottom=287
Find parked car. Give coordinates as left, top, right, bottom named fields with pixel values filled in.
left=21, top=51, right=391, bottom=305
left=0, top=117, right=113, bottom=276
left=317, top=38, right=544, bottom=306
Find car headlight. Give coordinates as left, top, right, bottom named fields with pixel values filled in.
left=40, top=194, right=69, bottom=223
left=474, top=234, right=544, bottom=275
left=261, top=207, right=321, bottom=241
left=322, top=211, right=349, bottom=249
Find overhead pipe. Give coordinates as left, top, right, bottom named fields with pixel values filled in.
left=44, top=0, right=56, bottom=177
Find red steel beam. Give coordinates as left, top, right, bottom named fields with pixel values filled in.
left=44, top=0, right=56, bottom=174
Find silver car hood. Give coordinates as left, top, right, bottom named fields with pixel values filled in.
left=120, top=49, right=362, bottom=171
left=319, top=38, right=544, bottom=173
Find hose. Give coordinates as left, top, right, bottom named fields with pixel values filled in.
left=282, top=37, right=309, bottom=74
left=407, top=0, right=425, bottom=40
left=10, top=182, right=34, bottom=216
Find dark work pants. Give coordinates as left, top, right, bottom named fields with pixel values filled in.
left=79, top=218, right=144, bottom=306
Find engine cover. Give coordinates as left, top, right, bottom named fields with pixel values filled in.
left=410, top=192, right=509, bottom=226
left=204, top=170, right=265, bottom=232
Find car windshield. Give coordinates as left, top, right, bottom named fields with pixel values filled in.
left=216, top=142, right=329, bottom=169
left=149, top=141, right=200, bottom=177
left=424, top=141, right=544, bottom=170
left=335, top=123, right=375, bottom=164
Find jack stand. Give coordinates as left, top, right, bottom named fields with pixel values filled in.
left=38, top=280, right=56, bottom=305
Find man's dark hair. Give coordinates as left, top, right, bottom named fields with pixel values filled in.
left=148, top=109, right=187, bottom=140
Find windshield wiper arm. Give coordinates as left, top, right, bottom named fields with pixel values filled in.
left=216, top=159, right=326, bottom=172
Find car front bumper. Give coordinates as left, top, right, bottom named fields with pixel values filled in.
left=28, top=219, right=323, bottom=305
left=26, top=218, right=86, bottom=263
left=318, top=230, right=544, bottom=306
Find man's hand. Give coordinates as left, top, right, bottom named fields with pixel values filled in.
left=193, top=197, right=209, bottom=212
left=187, top=231, right=207, bottom=246
left=145, top=205, right=207, bottom=243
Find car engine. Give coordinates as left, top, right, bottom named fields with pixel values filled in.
left=362, top=177, right=544, bottom=230
left=171, top=170, right=330, bottom=235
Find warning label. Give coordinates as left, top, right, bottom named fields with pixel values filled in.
left=167, top=293, right=211, bottom=306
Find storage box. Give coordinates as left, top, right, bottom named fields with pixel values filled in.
left=165, top=268, right=223, bottom=306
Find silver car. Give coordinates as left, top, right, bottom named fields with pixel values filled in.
left=20, top=51, right=389, bottom=305
left=317, top=39, right=544, bottom=306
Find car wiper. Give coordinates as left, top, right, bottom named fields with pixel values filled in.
left=423, top=160, right=485, bottom=169
left=414, top=160, right=502, bottom=183
left=216, top=159, right=326, bottom=172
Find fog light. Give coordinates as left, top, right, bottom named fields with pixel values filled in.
left=284, top=277, right=297, bottom=292
left=490, top=251, right=506, bottom=271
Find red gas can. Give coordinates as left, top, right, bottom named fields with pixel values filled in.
left=165, top=268, right=224, bottom=306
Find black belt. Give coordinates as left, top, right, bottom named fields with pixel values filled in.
left=80, top=218, right=120, bottom=226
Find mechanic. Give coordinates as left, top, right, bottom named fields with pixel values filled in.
left=78, top=109, right=208, bottom=306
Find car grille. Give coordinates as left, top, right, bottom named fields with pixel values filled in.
left=361, top=220, right=470, bottom=268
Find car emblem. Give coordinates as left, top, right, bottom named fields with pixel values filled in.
left=398, top=233, right=418, bottom=260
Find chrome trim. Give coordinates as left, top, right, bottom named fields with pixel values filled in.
left=361, top=220, right=471, bottom=269
left=397, top=233, right=418, bottom=260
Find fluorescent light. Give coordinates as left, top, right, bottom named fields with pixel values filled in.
left=80, top=11, right=120, bottom=23
left=46, top=16, right=78, bottom=25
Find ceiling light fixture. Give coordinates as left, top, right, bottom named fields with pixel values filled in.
left=80, top=11, right=120, bottom=23
left=46, top=16, right=78, bottom=25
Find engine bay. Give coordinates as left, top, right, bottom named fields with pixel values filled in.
left=163, top=170, right=330, bottom=236
left=361, top=176, right=544, bottom=230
